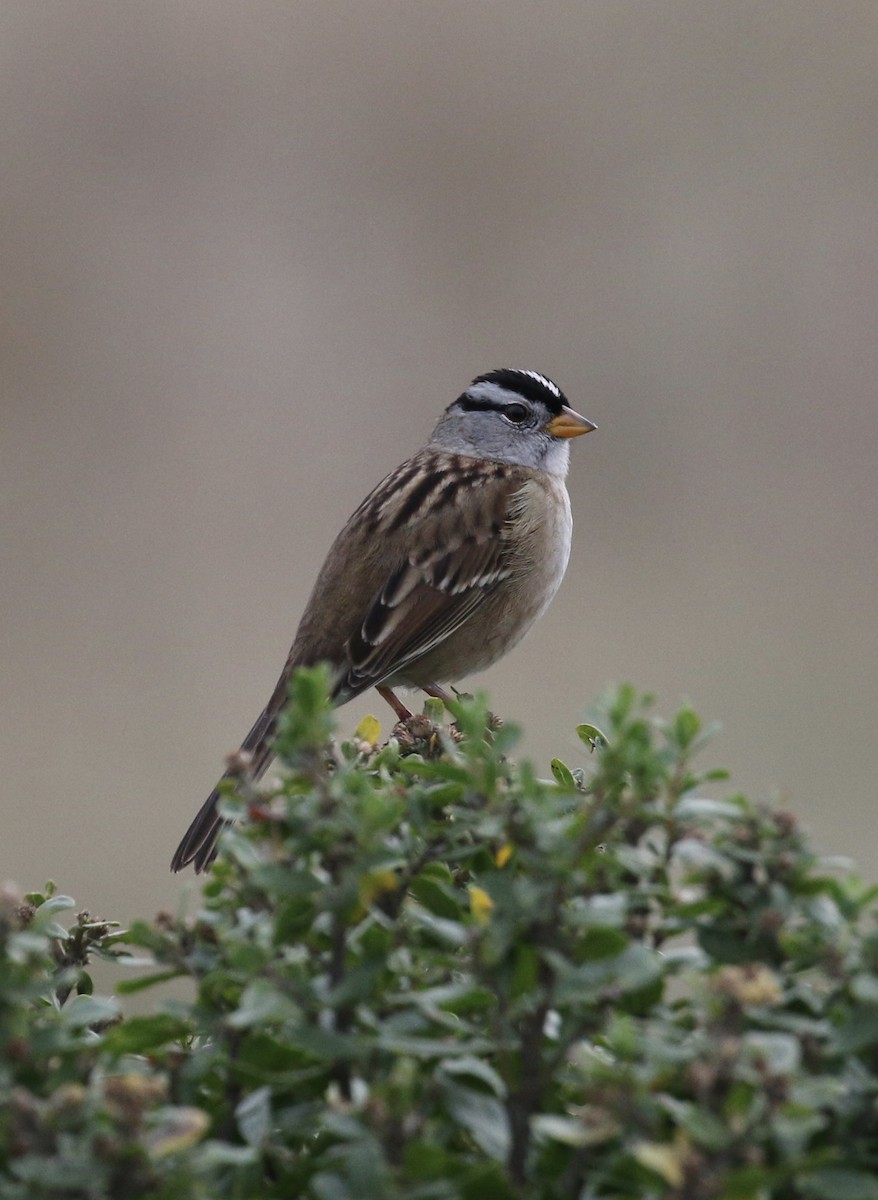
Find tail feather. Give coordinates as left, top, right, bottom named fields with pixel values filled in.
left=171, top=666, right=293, bottom=873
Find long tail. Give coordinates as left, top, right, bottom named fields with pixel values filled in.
left=170, top=665, right=294, bottom=874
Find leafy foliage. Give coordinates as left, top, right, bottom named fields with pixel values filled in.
left=3, top=674, right=878, bottom=1198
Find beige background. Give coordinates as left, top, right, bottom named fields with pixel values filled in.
left=3, top=3, right=877, bottom=935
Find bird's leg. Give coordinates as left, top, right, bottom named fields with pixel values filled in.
left=376, top=686, right=413, bottom=722
left=422, top=684, right=454, bottom=707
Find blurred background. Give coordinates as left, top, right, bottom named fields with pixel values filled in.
left=3, top=2, right=877, bottom=935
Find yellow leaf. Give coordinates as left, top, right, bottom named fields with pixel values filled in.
left=359, top=869, right=398, bottom=907
left=355, top=714, right=381, bottom=746
left=711, top=963, right=782, bottom=1006
left=469, top=885, right=494, bottom=924
left=495, top=843, right=513, bottom=868
left=146, top=1107, right=209, bottom=1157
left=633, top=1133, right=692, bottom=1187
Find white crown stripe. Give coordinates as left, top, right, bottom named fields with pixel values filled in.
left=516, top=369, right=562, bottom=399
left=465, top=371, right=563, bottom=407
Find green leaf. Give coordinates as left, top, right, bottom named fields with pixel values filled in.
left=6, top=1155, right=96, bottom=1189
left=567, top=893, right=627, bottom=928
left=61, top=993, right=119, bottom=1026
left=673, top=837, right=736, bottom=878
left=531, top=1114, right=593, bottom=1147
left=576, top=722, right=608, bottom=748
left=511, top=942, right=539, bottom=997
left=850, top=973, right=878, bottom=1003
left=443, top=1084, right=509, bottom=1161
left=798, top=1169, right=878, bottom=1200
left=403, top=1140, right=456, bottom=1181
left=285, top=1025, right=365, bottom=1061
left=236, top=1085, right=272, bottom=1146
left=103, top=1013, right=192, bottom=1055
left=459, top=1163, right=519, bottom=1200
left=658, top=1096, right=733, bottom=1149
left=673, top=705, right=701, bottom=749
left=579, top=927, right=630, bottom=960
left=194, top=1141, right=259, bottom=1169
left=743, top=1032, right=800, bottom=1074
left=311, top=1171, right=356, bottom=1200
left=673, top=796, right=747, bottom=820
left=834, top=1004, right=878, bottom=1052
left=409, top=873, right=464, bottom=919
left=439, top=1055, right=506, bottom=1097
left=378, top=1033, right=492, bottom=1058
left=553, top=944, right=662, bottom=1002
left=412, top=982, right=496, bottom=1015
left=115, top=968, right=186, bottom=994
left=550, top=758, right=576, bottom=788
left=405, top=904, right=469, bottom=948
left=696, top=926, right=762, bottom=964
left=227, top=978, right=301, bottom=1028
left=33, top=893, right=76, bottom=916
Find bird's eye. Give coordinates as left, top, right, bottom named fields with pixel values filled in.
left=503, top=402, right=528, bottom=424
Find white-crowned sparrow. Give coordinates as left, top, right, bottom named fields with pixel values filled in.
left=172, top=369, right=595, bottom=872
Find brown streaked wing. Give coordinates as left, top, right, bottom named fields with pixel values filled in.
left=340, top=461, right=523, bottom=692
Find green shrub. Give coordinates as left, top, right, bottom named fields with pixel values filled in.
left=3, top=674, right=878, bottom=1198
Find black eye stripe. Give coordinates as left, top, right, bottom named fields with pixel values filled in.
left=457, top=396, right=500, bottom=414
left=457, top=397, right=530, bottom=419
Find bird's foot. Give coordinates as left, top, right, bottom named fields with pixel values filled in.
left=390, top=711, right=444, bottom=755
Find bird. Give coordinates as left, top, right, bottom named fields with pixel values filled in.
left=171, top=369, right=596, bottom=872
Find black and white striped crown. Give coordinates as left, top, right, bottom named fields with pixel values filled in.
left=460, top=368, right=567, bottom=415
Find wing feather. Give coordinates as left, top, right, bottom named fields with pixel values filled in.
left=339, top=457, right=522, bottom=693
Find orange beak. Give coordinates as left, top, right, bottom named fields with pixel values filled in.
left=544, top=406, right=597, bottom=438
